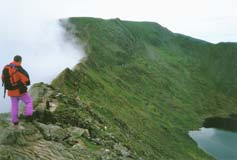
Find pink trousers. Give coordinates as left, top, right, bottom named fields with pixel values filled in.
left=10, top=92, right=33, bottom=124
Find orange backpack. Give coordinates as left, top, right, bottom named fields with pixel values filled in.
left=2, top=64, right=30, bottom=97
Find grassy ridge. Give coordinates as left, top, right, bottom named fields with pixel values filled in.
left=52, top=17, right=237, bottom=159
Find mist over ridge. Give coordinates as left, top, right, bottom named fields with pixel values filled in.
left=0, top=1, right=86, bottom=112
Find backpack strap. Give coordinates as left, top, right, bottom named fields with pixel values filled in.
left=2, top=82, right=6, bottom=98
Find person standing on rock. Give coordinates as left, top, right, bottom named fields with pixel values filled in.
left=1, top=55, right=33, bottom=126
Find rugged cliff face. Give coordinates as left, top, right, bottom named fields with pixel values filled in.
left=0, top=17, right=236, bottom=160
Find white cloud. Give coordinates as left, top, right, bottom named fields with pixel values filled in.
left=0, top=0, right=86, bottom=112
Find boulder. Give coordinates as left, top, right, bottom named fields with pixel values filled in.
left=0, top=123, right=42, bottom=146
left=34, top=122, right=68, bottom=141
left=113, top=143, right=131, bottom=157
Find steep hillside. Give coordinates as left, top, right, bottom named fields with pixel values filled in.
left=52, top=18, right=237, bottom=160
left=204, top=42, right=237, bottom=95
left=51, top=17, right=237, bottom=159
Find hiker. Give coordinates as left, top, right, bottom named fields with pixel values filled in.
left=1, top=55, right=33, bottom=126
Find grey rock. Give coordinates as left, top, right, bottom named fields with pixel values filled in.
left=114, top=143, right=131, bottom=157
left=72, top=139, right=87, bottom=150
left=0, top=124, right=42, bottom=146
left=34, top=122, right=68, bottom=141
left=68, top=127, right=90, bottom=139
left=66, top=127, right=90, bottom=146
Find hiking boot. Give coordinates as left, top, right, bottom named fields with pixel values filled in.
left=25, top=116, right=33, bottom=123
left=12, top=122, right=25, bottom=130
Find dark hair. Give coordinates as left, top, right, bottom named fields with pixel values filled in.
left=14, top=55, right=22, bottom=62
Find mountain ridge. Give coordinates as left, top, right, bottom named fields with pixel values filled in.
left=52, top=17, right=237, bottom=159
left=0, top=17, right=236, bottom=160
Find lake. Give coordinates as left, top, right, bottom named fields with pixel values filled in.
left=189, top=127, right=237, bottom=160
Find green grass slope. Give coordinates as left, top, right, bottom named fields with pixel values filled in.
left=52, top=17, right=237, bottom=160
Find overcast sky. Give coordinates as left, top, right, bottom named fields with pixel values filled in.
left=1, top=0, right=236, bottom=43
left=3, top=0, right=236, bottom=43
left=66, top=0, right=237, bottom=43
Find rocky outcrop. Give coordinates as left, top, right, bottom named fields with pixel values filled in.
left=29, top=82, right=62, bottom=112
left=0, top=83, right=137, bottom=160
left=0, top=121, right=75, bottom=160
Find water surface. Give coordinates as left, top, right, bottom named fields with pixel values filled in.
left=189, top=128, right=237, bottom=160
